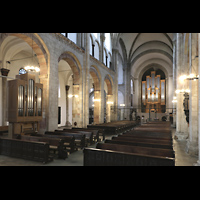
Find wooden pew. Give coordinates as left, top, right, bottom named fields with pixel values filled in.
left=87, top=120, right=138, bottom=135
left=0, top=138, right=53, bottom=163
left=72, top=128, right=100, bottom=143
left=109, top=137, right=173, bottom=149
left=96, top=143, right=174, bottom=158
left=62, top=129, right=94, bottom=145
left=39, top=132, right=75, bottom=153
left=84, top=146, right=175, bottom=166
left=19, top=135, right=68, bottom=159
left=0, top=126, right=8, bottom=135
left=124, top=130, right=172, bottom=141
left=45, top=131, right=86, bottom=149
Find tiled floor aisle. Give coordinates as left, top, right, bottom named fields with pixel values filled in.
left=0, top=128, right=198, bottom=166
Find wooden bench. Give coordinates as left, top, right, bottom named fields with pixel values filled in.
left=96, top=143, right=174, bottom=158
left=0, top=138, right=53, bottom=163
left=18, top=135, right=68, bottom=159
left=109, top=137, right=173, bottom=149
left=86, top=127, right=105, bottom=141
left=72, top=128, right=100, bottom=143
left=62, top=129, right=94, bottom=145
left=87, top=120, right=138, bottom=135
left=40, top=132, right=75, bottom=153
left=124, top=129, right=172, bottom=141
left=45, top=131, right=86, bottom=149
left=0, top=126, right=8, bottom=135
left=84, top=147, right=175, bottom=166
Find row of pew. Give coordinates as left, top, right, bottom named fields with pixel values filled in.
left=0, top=128, right=102, bottom=163
left=0, top=121, right=139, bottom=164
left=84, top=121, right=175, bottom=166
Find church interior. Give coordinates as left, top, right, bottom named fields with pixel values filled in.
left=0, top=33, right=199, bottom=166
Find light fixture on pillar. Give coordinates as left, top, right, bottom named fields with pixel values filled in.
left=175, top=89, right=190, bottom=94
left=179, top=74, right=199, bottom=81
left=93, top=99, right=100, bottom=102
left=68, top=94, right=79, bottom=98
left=172, top=96, right=177, bottom=103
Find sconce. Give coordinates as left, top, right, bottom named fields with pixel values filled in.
left=107, top=101, right=113, bottom=105
left=93, top=99, right=100, bottom=102
left=68, top=94, right=79, bottom=98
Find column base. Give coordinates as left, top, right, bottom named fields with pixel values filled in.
left=193, top=160, right=200, bottom=166
left=186, top=140, right=198, bottom=156
left=174, top=131, right=188, bottom=140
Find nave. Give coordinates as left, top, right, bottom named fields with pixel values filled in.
left=0, top=125, right=198, bottom=166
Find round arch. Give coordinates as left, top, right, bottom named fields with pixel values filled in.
left=58, top=51, right=82, bottom=84
left=0, top=33, right=50, bottom=131
left=0, top=33, right=49, bottom=75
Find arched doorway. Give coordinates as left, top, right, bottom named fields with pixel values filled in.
left=104, top=74, right=113, bottom=122
left=58, top=51, right=82, bottom=128
left=89, top=65, right=101, bottom=124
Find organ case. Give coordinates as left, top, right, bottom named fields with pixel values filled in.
left=8, top=73, right=43, bottom=136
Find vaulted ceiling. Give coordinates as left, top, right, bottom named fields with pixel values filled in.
left=114, top=33, right=174, bottom=77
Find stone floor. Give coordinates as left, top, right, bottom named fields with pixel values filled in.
left=0, top=127, right=198, bottom=166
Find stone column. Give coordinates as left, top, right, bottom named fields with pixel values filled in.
left=172, top=39, right=176, bottom=127
left=186, top=33, right=198, bottom=155
left=72, top=84, right=81, bottom=128
left=106, top=94, right=113, bottom=122
left=82, top=33, right=90, bottom=128
left=175, top=33, right=188, bottom=140
left=93, top=90, right=100, bottom=124
left=196, top=33, right=200, bottom=165
left=1, top=68, right=10, bottom=126
left=65, top=85, right=71, bottom=126
left=100, top=33, right=105, bottom=63
left=112, top=48, right=119, bottom=121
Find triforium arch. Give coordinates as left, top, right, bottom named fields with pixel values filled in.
left=0, top=33, right=50, bottom=132
left=58, top=51, right=82, bottom=128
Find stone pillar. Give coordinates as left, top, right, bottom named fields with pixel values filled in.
left=82, top=33, right=90, bottom=128
left=72, top=84, right=81, bottom=128
left=39, top=74, right=49, bottom=133
left=196, top=33, right=200, bottom=165
left=112, top=48, right=119, bottom=121
left=93, top=90, right=100, bottom=124
left=172, top=39, right=176, bottom=127
left=65, top=85, right=71, bottom=126
left=99, top=77, right=105, bottom=124
left=124, top=62, right=131, bottom=120
left=106, top=94, right=113, bottom=122
left=100, top=33, right=105, bottom=63
left=1, top=68, right=10, bottom=126
left=175, top=33, right=188, bottom=140
left=186, top=33, right=198, bottom=155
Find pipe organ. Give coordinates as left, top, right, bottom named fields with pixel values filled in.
left=142, top=71, right=166, bottom=113
left=8, top=73, right=43, bottom=137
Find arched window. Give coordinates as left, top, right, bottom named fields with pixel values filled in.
left=89, top=35, right=93, bottom=56
left=68, top=33, right=77, bottom=44
left=104, top=48, right=107, bottom=66
left=108, top=53, right=111, bottom=68
left=105, top=33, right=111, bottom=52
left=94, top=41, right=100, bottom=60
